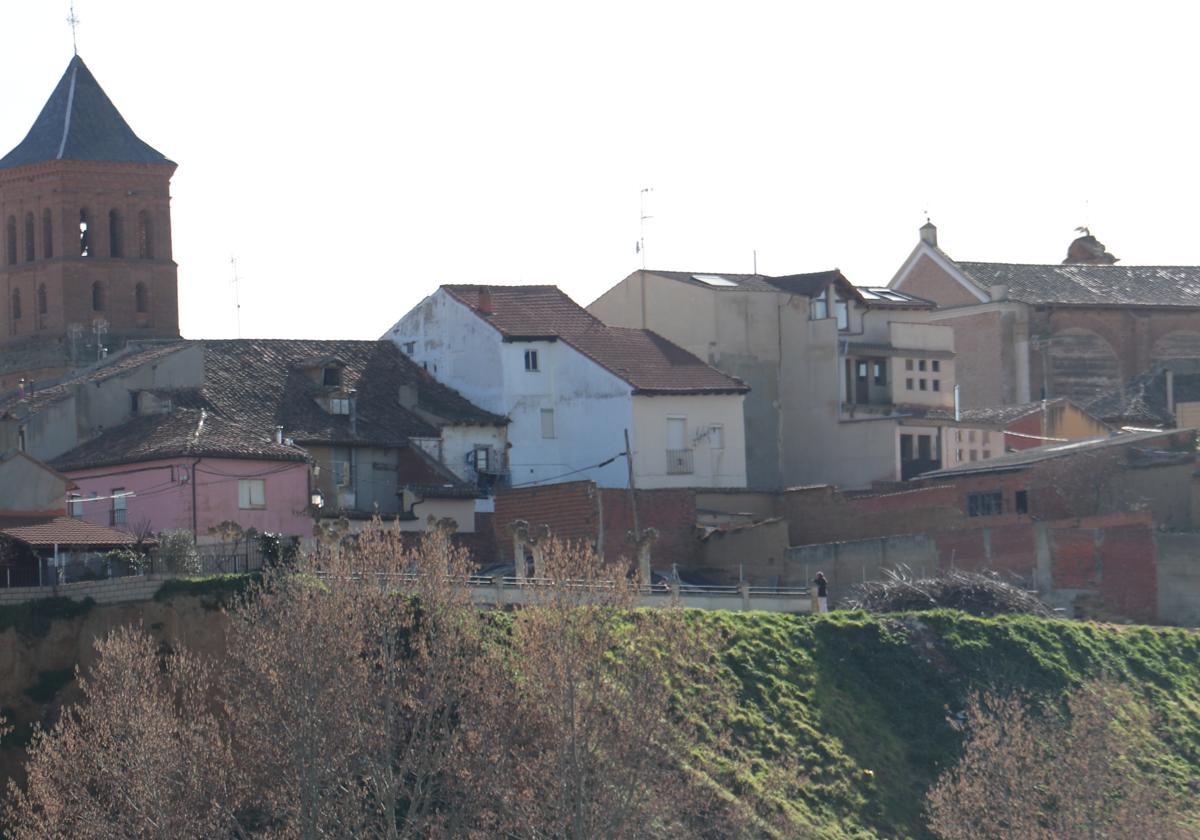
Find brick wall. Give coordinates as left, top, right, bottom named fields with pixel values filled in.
left=492, top=481, right=699, bottom=571
left=781, top=484, right=966, bottom=546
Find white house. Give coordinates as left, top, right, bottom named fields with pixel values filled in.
left=384, top=285, right=749, bottom=489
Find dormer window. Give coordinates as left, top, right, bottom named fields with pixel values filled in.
left=323, top=367, right=342, bottom=387
left=329, top=397, right=350, bottom=415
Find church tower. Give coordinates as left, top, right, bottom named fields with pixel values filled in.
left=0, top=55, right=178, bottom=384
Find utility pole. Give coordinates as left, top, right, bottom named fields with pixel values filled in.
left=624, top=428, right=641, bottom=542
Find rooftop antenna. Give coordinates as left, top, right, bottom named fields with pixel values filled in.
left=753, top=249, right=758, bottom=275
left=67, top=1, right=80, bottom=55
left=636, top=187, right=653, bottom=269
left=230, top=256, right=242, bottom=338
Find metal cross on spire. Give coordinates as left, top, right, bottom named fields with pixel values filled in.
left=67, top=2, right=80, bottom=55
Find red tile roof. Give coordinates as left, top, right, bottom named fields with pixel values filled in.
left=442, top=285, right=747, bottom=395
left=0, top=515, right=140, bottom=547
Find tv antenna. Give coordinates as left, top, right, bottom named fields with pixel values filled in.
left=230, top=256, right=242, bottom=338
left=67, top=2, right=80, bottom=55
left=636, top=187, right=653, bottom=269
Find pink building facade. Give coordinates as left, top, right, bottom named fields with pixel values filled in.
left=65, top=456, right=312, bottom=542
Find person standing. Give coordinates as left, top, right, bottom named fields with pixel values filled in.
left=813, top=572, right=829, bottom=614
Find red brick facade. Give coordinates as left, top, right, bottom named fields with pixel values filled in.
left=0, top=160, right=179, bottom=355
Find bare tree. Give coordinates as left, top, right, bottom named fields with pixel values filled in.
left=4, top=626, right=239, bottom=840
left=491, top=537, right=736, bottom=840
left=926, top=680, right=1195, bottom=840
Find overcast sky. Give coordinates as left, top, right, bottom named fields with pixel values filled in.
left=0, top=2, right=1195, bottom=340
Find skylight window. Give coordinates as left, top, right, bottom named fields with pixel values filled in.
left=692, top=274, right=739, bottom=287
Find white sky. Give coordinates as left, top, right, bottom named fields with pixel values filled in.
left=0, top=2, right=1196, bottom=340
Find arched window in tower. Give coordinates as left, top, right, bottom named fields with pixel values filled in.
left=6, top=216, right=16, bottom=265
left=135, top=282, right=149, bottom=314
left=11, top=288, right=20, bottom=321
left=23, top=213, right=34, bottom=262
left=92, top=281, right=105, bottom=312
left=79, top=209, right=91, bottom=257
left=36, top=283, right=47, bottom=329
left=136, top=210, right=154, bottom=259
left=42, top=209, right=52, bottom=259
left=108, top=210, right=124, bottom=257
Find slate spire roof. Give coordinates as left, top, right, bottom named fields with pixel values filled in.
left=0, top=55, right=173, bottom=170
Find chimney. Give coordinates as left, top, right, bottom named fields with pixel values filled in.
left=477, top=286, right=494, bottom=315
left=17, top=378, right=26, bottom=401
left=274, top=425, right=284, bottom=445
left=919, top=221, right=938, bottom=248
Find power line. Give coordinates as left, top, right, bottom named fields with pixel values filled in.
left=506, top=452, right=625, bottom=489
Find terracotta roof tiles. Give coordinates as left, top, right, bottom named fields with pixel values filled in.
left=442, top=285, right=747, bottom=395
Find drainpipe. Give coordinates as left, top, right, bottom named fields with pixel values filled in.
left=191, top=457, right=201, bottom=541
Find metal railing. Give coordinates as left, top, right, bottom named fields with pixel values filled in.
left=666, top=448, right=694, bottom=475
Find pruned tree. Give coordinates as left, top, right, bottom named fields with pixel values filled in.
left=926, top=680, right=1195, bottom=839
left=4, top=626, right=239, bottom=840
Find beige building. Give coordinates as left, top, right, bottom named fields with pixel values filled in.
left=588, top=270, right=958, bottom=489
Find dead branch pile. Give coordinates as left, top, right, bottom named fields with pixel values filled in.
left=844, top=566, right=1055, bottom=617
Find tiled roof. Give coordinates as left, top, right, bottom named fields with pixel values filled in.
left=442, top=285, right=747, bottom=395
left=0, top=515, right=140, bottom=547
left=1082, top=374, right=1175, bottom=428
left=0, top=56, right=173, bottom=170
left=921, top=398, right=1092, bottom=427
left=199, top=340, right=506, bottom=447
left=643, top=269, right=866, bottom=301
left=955, top=261, right=1200, bottom=308
left=919, top=429, right=1186, bottom=478
left=0, top=343, right=192, bottom=418
left=50, top=409, right=307, bottom=472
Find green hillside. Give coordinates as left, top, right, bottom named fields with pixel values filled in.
left=688, top=610, right=1200, bottom=838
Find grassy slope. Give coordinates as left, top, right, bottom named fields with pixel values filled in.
left=690, top=610, right=1200, bottom=839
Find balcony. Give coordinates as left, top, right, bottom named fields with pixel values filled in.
left=110, top=508, right=127, bottom=526
left=666, top=448, right=694, bottom=475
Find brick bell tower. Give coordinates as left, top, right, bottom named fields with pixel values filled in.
left=0, top=55, right=178, bottom=385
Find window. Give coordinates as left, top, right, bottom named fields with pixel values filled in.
left=918, top=359, right=927, bottom=372
left=810, top=295, right=828, bottom=321
left=931, top=360, right=941, bottom=372
left=10, top=289, right=19, bottom=321
left=135, top=282, right=149, bottom=314
left=709, top=424, right=724, bottom=449
left=873, top=360, right=886, bottom=386
left=42, top=209, right=52, bottom=258
left=331, top=449, right=352, bottom=486
left=136, top=210, right=153, bottom=259
left=111, top=488, right=127, bottom=526
left=130, top=391, right=140, bottom=414
left=932, top=380, right=941, bottom=392
left=834, top=297, right=849, bottom=331
left=323, top=366, right=342, bottom=387
left=540, top=408, right=556, bottom=439
left=79, top=209, right=91, bottom=257
left=1015, top=490, right=1029, bottom=515
left=238, top=479, right=266, bottom=509
left=69, top=494, right=83, bottom=518
left=919, top=378, right=927, bottom=391
left=91, top=281, right=105, bottom=311
left=905, top=359, right=914, bottom=371
left=524, top=349, right=539, bottom=371
left=968, top=430, right=977, bottom=443
left=967, top=491, right=1003, bottom=517
left=329, top=397, right=350, bottom=415
left=969, top=450, right=978, bottom=462
left=402, top=341, right=415, bottom=354
left=982, top=431, right=991, bottom=445
left=23, top=212, right=34, bottom=262
left=956, top=430, right=963, bottom=443
left=905, top=377, right=914, bottom=390
left=6, top=216, right=15, bottom=265
left=108, top=210, right=123, bottom=257
left=37, top=283, right=46, bottom=315
left=956, top=449, right=963, bottom=461
left=982, top=449, right=992, bottom=459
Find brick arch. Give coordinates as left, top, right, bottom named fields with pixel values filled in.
left=1047, top=327, right=1119, bottom=401
left=1151, top=330, right=1200, bottom=361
